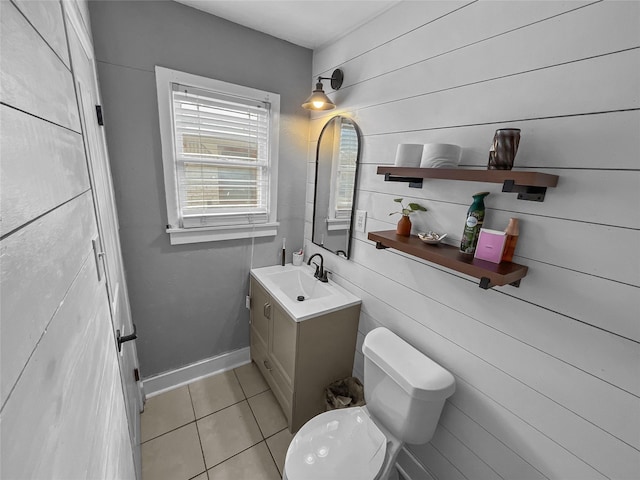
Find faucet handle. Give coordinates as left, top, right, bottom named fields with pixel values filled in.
left=312, top=261, right=321, bottom=278
left=319, top=270, right=331, bottom=283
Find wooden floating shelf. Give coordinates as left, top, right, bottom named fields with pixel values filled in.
left=376, top=166, right=559, bottom=186
left=367, top=230, right=528, bottom=289
left=377, top=166, right=559, bottom=202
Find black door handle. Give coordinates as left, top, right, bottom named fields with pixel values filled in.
left=117, top=324, right=137, bottom=352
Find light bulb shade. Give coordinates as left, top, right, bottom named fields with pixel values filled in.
left=302, top=84, right=336, bottom=111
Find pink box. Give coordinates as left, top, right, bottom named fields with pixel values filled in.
left=474, top=229, right=507, bottom=263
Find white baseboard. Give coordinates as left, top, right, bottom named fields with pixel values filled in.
left=396, top=447, right=436, bottom=480
left=143, top=347, right=251, bottom=398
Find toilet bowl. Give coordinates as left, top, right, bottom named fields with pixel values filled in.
left=283, top=327, right=456, bottom=480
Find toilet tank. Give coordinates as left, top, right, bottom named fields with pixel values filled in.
left=362, top=327, right=455, bottom=444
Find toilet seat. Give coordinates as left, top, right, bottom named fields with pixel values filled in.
left=284, top=407, right=387, bottom=480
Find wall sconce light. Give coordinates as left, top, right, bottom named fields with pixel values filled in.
left=302, top=69, right=344, bottom=110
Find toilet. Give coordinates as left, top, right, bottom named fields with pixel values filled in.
left=283, top=327, right=456, bottom=480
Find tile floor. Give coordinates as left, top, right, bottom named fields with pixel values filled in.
left=141, top=362, right=294, bottom=480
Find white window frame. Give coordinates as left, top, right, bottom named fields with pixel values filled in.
left=155, top=66, right=279, bottom=245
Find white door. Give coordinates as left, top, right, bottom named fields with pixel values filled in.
left=64, top=5, right=143, bottom=478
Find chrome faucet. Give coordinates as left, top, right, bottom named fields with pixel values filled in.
left=307, top=253, right=329, bottom=282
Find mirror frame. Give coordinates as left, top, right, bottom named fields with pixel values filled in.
left=311, top=116, right=362, bottom=259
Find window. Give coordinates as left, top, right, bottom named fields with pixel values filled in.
left=333, top=120, right=357, bottom=219
left=327, top=118, right=357, bottom=231
left=155, top=67, right=279, bottom=244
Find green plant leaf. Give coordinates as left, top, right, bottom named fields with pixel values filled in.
left=408, top=202, right=427, bottom=212
left=393, top=198, right=403, bottom=203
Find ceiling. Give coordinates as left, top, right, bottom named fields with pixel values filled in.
left=175, top=0, right=400, bottom=49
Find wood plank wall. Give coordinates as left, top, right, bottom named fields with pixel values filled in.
left=304, top=1, right=640, bottom=479
left=0, top=1, right=134, bottom=477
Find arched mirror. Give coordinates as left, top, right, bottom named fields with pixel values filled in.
left=312, top=116, right=361, bottom=259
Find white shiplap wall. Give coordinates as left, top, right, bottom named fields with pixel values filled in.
left=305, top=1, right=640, bottom=479
left=0, top=1, right=135, bottom=478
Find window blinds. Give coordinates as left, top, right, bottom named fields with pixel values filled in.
left=171, top=83, right=271, bottom=228
left=334, top=121, right=357, bottom=218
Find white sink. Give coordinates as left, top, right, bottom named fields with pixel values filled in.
left=250, top=264, right=361, bottom=322
left=265, top=269, right=333, bottom=302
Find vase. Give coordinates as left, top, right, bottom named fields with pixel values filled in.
left=396, top=215, right=411, bottom=236
left=487, top=128, right=521, bottom=170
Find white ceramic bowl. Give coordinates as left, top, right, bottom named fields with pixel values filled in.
left=420, top=143, right=462, bottom=168
left=418, top=232, right=447, bottom=244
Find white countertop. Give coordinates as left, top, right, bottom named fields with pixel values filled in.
left=250, top=264, right=361, bottom=322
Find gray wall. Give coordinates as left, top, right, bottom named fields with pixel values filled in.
left=89, top=0, right=312, bottom=378
left=305, top=1, right=639, bottom=479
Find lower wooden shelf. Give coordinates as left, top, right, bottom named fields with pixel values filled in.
left=367, top=230, right=528, bottom=289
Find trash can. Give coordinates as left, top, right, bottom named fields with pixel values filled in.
left=325, top=377, right=365, bottom=410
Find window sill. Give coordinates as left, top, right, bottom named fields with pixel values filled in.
left=167, top=222, right=279, bottom=245
left=326, top=218, right=350, bottom=231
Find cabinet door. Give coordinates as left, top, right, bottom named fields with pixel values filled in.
left=250, top=279, right=270, bottom=350
left=270, top=303, right=297, bottom=388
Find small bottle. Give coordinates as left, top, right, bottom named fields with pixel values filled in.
left=501, top=218, right=519, bottom=262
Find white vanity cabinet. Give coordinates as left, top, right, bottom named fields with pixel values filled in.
left=249, top=276, right=361, bottom=432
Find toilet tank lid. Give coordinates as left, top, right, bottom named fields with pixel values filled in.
left=363, top=327, right=455, bottom=400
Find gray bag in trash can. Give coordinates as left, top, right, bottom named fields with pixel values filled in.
left=325, top=377, right=365, bottom=410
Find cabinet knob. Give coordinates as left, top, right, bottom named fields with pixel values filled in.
left=263, top=302, right=271, bottom=319
left=263, top=359, right=272, bottom=371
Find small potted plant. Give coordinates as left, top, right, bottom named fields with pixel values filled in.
left=389, top=198, right=427, bottom=236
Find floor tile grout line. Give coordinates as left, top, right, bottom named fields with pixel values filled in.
left=265, top=426, right=289, bottom=441
left=194, top=397, right=245, bottom=421
left=187, top=394, right=269, bottom=426
left=140, top=385, right=199, bottom=444
left=187, top=472, right=207, bottom=480
left=264, top=434, right=284, bottom=477
left=141, top=419, right=198, bottom=445
left=234, top=365, right=280, bottom=439
left=196, top=369, right=270, bottom=474
left=234, top=362, right=271, bottom=399
left=139, top=375, right=271, bottom=444
left=142, top=398, right=252, bottom=445
left=187, top=383, right=210, bottom=480
left=246, top=386, right=271, bottom=399
left=248, top=389, right=290, bottom=440
left=204, top=438, right=266, bottom=472
left=233, top=361, right=271, bottom=400
left=246, top=385, right=271, bottom=398
left=192, top=391, right=271, bottom=423
left=140, top=402, right=276, bottom=445
left=245, top=389, right=268, bottom=440
left=232, top=367, right=250, bottom=400
left=270, top=426, right=294, bottom=475
left=233, top=366, right=283, bottom=474
left=142, top=368, right=283, bottom=479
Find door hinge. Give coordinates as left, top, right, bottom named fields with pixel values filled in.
left=134, top=368, right=140, bottom=382
left=95, top=105, right=104, bottom=126
left=92, top=237, right=105, bottom=281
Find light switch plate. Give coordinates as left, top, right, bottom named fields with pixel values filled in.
left=355, top=210, right=367, bottom=232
